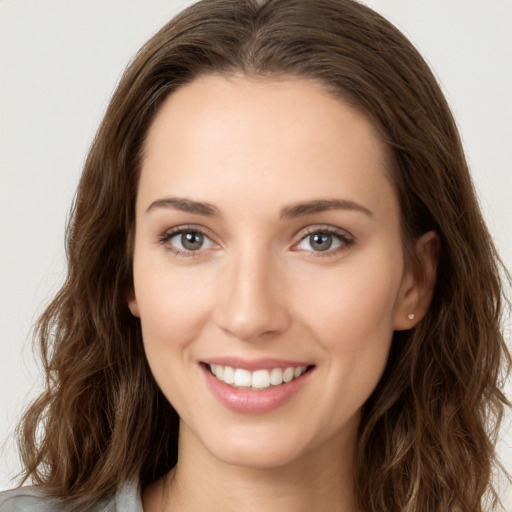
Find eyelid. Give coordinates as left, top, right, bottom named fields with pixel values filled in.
left=158, top=224, right=220, bottom=256
left=157, top=223, right=354, bottom=257
left=291, top=225, right=355, bottom=255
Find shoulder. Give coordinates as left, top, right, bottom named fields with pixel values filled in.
left=0, top=479, right=142, bottom=512
left=0, top=486, right=68, bottom=511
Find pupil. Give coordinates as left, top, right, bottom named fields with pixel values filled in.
left=311, top=233, right=332, bottom=251
left=182, top=232, right=203, bottom=251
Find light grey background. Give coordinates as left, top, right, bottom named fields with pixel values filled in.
left=1, top=0, right=510, bottom=507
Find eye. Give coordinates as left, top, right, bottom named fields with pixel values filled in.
left=160, top=228, right=216, bottom=255
left=294, top=228, right=354, bottom=254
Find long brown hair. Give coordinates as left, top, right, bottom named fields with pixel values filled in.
left=17, top=1, right=510, bottom=510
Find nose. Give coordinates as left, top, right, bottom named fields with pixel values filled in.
left=214, top=248, right=291, bottom=342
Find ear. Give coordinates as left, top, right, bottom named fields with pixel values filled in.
left=127, top=289, right=140, bottom=318
left=394, top=231, right=440, bottom=330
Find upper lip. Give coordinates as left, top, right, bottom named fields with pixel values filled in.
left=201, top=357, right=314, bottom=371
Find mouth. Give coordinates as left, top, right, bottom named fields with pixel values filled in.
left=200, top=359, right=315, bottom=413
left=206, top=363, right=313, bottom=391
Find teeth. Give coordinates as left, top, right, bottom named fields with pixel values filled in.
left=223, top=366, right=234, bottom=384
left=209, top=364, right=308, bottom=390
left=270, top=368, right=283, bottom=386
left=233, top=368, right=251, bottom=387
left=252, top=369, right=270, bottom=389
left=283, top=367, right=294, bottom=383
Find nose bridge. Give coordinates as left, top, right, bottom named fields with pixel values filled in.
left=215, top=242, right=288, bottom=341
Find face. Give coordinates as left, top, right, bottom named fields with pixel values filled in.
left=129, top=74, right=425, bottom=470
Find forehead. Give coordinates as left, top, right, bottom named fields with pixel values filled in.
left=144, top=73, right=387, bottom=158
left=139, top=74, right=397, bottom=221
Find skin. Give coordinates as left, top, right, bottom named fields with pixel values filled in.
left=129, top=74, right=438, bottom=512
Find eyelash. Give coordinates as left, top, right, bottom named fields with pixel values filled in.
left=158, top=225, right=214, bottom=257
left=157, top=225, right=355, bottom=258
left=293, top=226, right=355, bottom=257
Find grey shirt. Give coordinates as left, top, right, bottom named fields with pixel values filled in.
left=0, top=480, right=143, bottom=511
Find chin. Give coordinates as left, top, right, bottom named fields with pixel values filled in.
left=211, top=441, right=306, bottom=470
left=193, top=422, right=314, bottom=470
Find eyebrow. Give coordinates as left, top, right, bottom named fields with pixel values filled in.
left=145, top=197, right=372, bottom=219
left=280, top=199, right=373, bottom=219
left=146, top=197, right=220, bottom=216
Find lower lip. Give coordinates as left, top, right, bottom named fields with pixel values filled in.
left=202, top=365, right=312, bottom=414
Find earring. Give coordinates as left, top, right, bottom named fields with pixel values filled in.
left=407, top=313, right=415, bottom=320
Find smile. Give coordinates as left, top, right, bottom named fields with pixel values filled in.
left=202, top=360, right=314, bottom=413
left=209, top=364, right=308, bottom=390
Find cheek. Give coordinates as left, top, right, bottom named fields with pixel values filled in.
left=132, top=258, right=218, bottom=414
left=294, top=253, right=402, bottom=384
left=132, top=254, right=215, bottom=356
left=290, top=258, right=402, bottom=438
left=299, top=256, right=401, bottom=330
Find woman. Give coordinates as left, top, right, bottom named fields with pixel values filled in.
left=0, top=0, right=509, bottom=510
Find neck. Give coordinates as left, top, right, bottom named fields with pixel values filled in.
left=146, top=421, right=359, bottom=512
